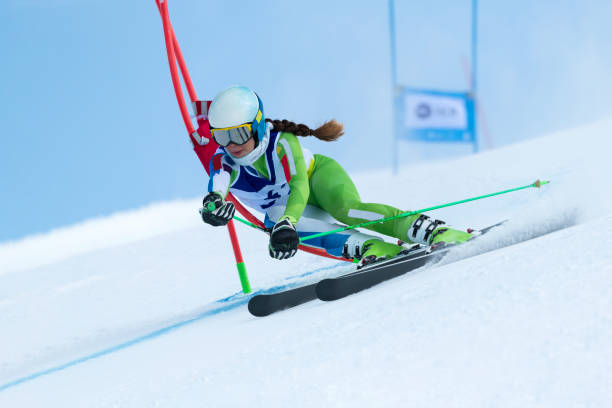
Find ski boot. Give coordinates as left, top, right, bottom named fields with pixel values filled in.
left=407, top=214, right=473, bottom=249
left=358, top=239, right=407, bottom=268
left=342, top=233, right=408, bottom=268
left=429, top=227, right=473, bottom=247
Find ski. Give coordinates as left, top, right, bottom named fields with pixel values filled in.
left=315, top=246, right=450, bottom=301
left=315, top=221, right=507, bottom=301
left=247, top=246, right=429, bottom=317
left=247, top=243, right=439, bottom=317
left=248, top=221, right=506, bottom=316
left=247, top=283, right=318, bottom=317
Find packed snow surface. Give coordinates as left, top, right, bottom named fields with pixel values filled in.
left=1, top=119, right=612, bottom=407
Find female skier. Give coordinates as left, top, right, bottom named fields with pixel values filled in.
left=200, top=86, right=472, bottom=265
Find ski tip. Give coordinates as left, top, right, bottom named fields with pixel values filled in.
left=247, top=295, right=272, bottom=317
left=315, top=279, right=337, bottom=301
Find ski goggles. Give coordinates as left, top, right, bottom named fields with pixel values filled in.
left=210, top=123, right=253, bottom=147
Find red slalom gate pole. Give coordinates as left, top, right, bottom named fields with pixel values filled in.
left=157, top=0, right=251, bottom=293
left=158, top=0, right=194, bottom=135
left=155, top=1, right=197, bottom=103
left=226, top=221, right=251, bottom=293
left=156, top=0, right=352, bottom=276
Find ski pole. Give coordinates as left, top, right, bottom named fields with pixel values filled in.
left=231, top=214, right=269, bottom=233
left=207, top=201, right=271, bottom=233
left=299, top=179, right=550, bottom=242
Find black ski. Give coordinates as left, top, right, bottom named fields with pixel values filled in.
left=247, top=282, right=318, bottom=317
left=247, top=244, right=432, bottom=317
left=247, top=247, right=429, bottom=317
left=248, top=221, right=506, bottom=316
left=315, top=246, right=449, bottom=301
left=315, top=221, right=506, bottom=301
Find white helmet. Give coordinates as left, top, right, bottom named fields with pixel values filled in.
left=209, top=85, right=266, bottom=137
left=209, top=85, right=270, bottom=165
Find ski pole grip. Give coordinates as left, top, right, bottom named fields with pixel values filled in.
left=207, top=202, right=217, bottom=212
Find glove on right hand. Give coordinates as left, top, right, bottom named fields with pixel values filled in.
left=200, top=192, right=235, bottom=227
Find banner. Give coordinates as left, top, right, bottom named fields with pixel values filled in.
left=395, top=88, right=476, bottom=144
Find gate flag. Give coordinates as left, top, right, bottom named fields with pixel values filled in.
left=396, top=87, right=476, bottom=145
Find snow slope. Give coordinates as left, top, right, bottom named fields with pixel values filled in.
left=1, top=119, right=612, bottom=407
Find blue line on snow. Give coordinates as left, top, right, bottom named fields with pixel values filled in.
left=0, top=262, right=347, bottom=393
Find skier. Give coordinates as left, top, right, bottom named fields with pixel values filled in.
left=200, top=85, right=472, bottom=265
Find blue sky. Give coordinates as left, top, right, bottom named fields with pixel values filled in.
left=2, top=0, right=612, bottom=242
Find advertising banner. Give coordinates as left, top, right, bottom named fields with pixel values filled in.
left=396, top=88, right=476, bottom=144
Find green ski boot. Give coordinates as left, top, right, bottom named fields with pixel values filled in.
left=359, top=239, right=406, bottom=268
left=406, top=214, right=473, bottom=248
left=429, top=226, right=473, bottom=247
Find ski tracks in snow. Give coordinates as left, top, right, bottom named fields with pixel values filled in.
left=0, top=262, right=347, bottom=393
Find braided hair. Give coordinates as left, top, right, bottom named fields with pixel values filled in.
left=265, top=119, right=344, bottom=141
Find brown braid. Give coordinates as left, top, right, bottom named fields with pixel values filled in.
left=265, top=119, right=344, bottom=141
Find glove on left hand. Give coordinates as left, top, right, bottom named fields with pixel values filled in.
left=269, top=218, right=299, bottom=260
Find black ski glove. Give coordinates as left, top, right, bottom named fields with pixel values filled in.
left=269, top=218, right=299, bottom=260
left=200, top=192, right=235, bottom=227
